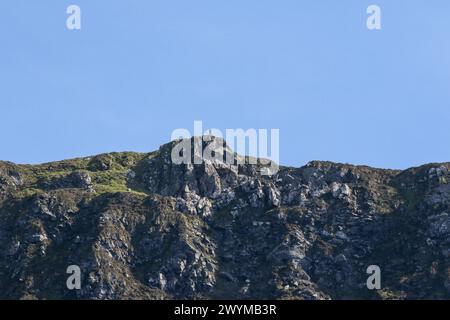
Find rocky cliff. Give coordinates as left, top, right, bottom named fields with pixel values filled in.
left=0, top=137, right=449, bottom=300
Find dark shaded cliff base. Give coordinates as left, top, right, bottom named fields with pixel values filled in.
left=0, top=137, right=449, bottom=300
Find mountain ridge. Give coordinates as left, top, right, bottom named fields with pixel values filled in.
left=0, top=137, right=449, bottom=299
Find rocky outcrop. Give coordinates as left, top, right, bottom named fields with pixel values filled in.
left=0, top=138, right=449, bottom=300
left=0, top=162, right=23, bottom=201
left=40, top=171, right=94, bottom=192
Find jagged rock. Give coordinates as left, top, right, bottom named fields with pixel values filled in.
left=42, top=171, right=94, bottom=192
left=266, top=183, right=281, bottom=207
left=0, top=163, right=22, bottom=199
left=331, top=182, right=352, bottom=199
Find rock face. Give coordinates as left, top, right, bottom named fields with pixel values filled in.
left=0, top=138, right=449, bottom=300
left=0, top=163, right=22, bottom=200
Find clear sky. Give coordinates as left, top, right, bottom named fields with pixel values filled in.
left=1, top=1, right=450, bottom=169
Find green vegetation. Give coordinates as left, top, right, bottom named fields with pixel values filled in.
left=6, top=151, right=152, bottom=199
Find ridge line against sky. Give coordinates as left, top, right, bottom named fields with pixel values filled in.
left=1, top=0, right=450, bottom=169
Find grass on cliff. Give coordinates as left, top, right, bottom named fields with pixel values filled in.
left=11, top=152, right=152, bottom=199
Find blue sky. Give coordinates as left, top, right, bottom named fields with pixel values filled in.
left=1, top=1, right=450, bottom=169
